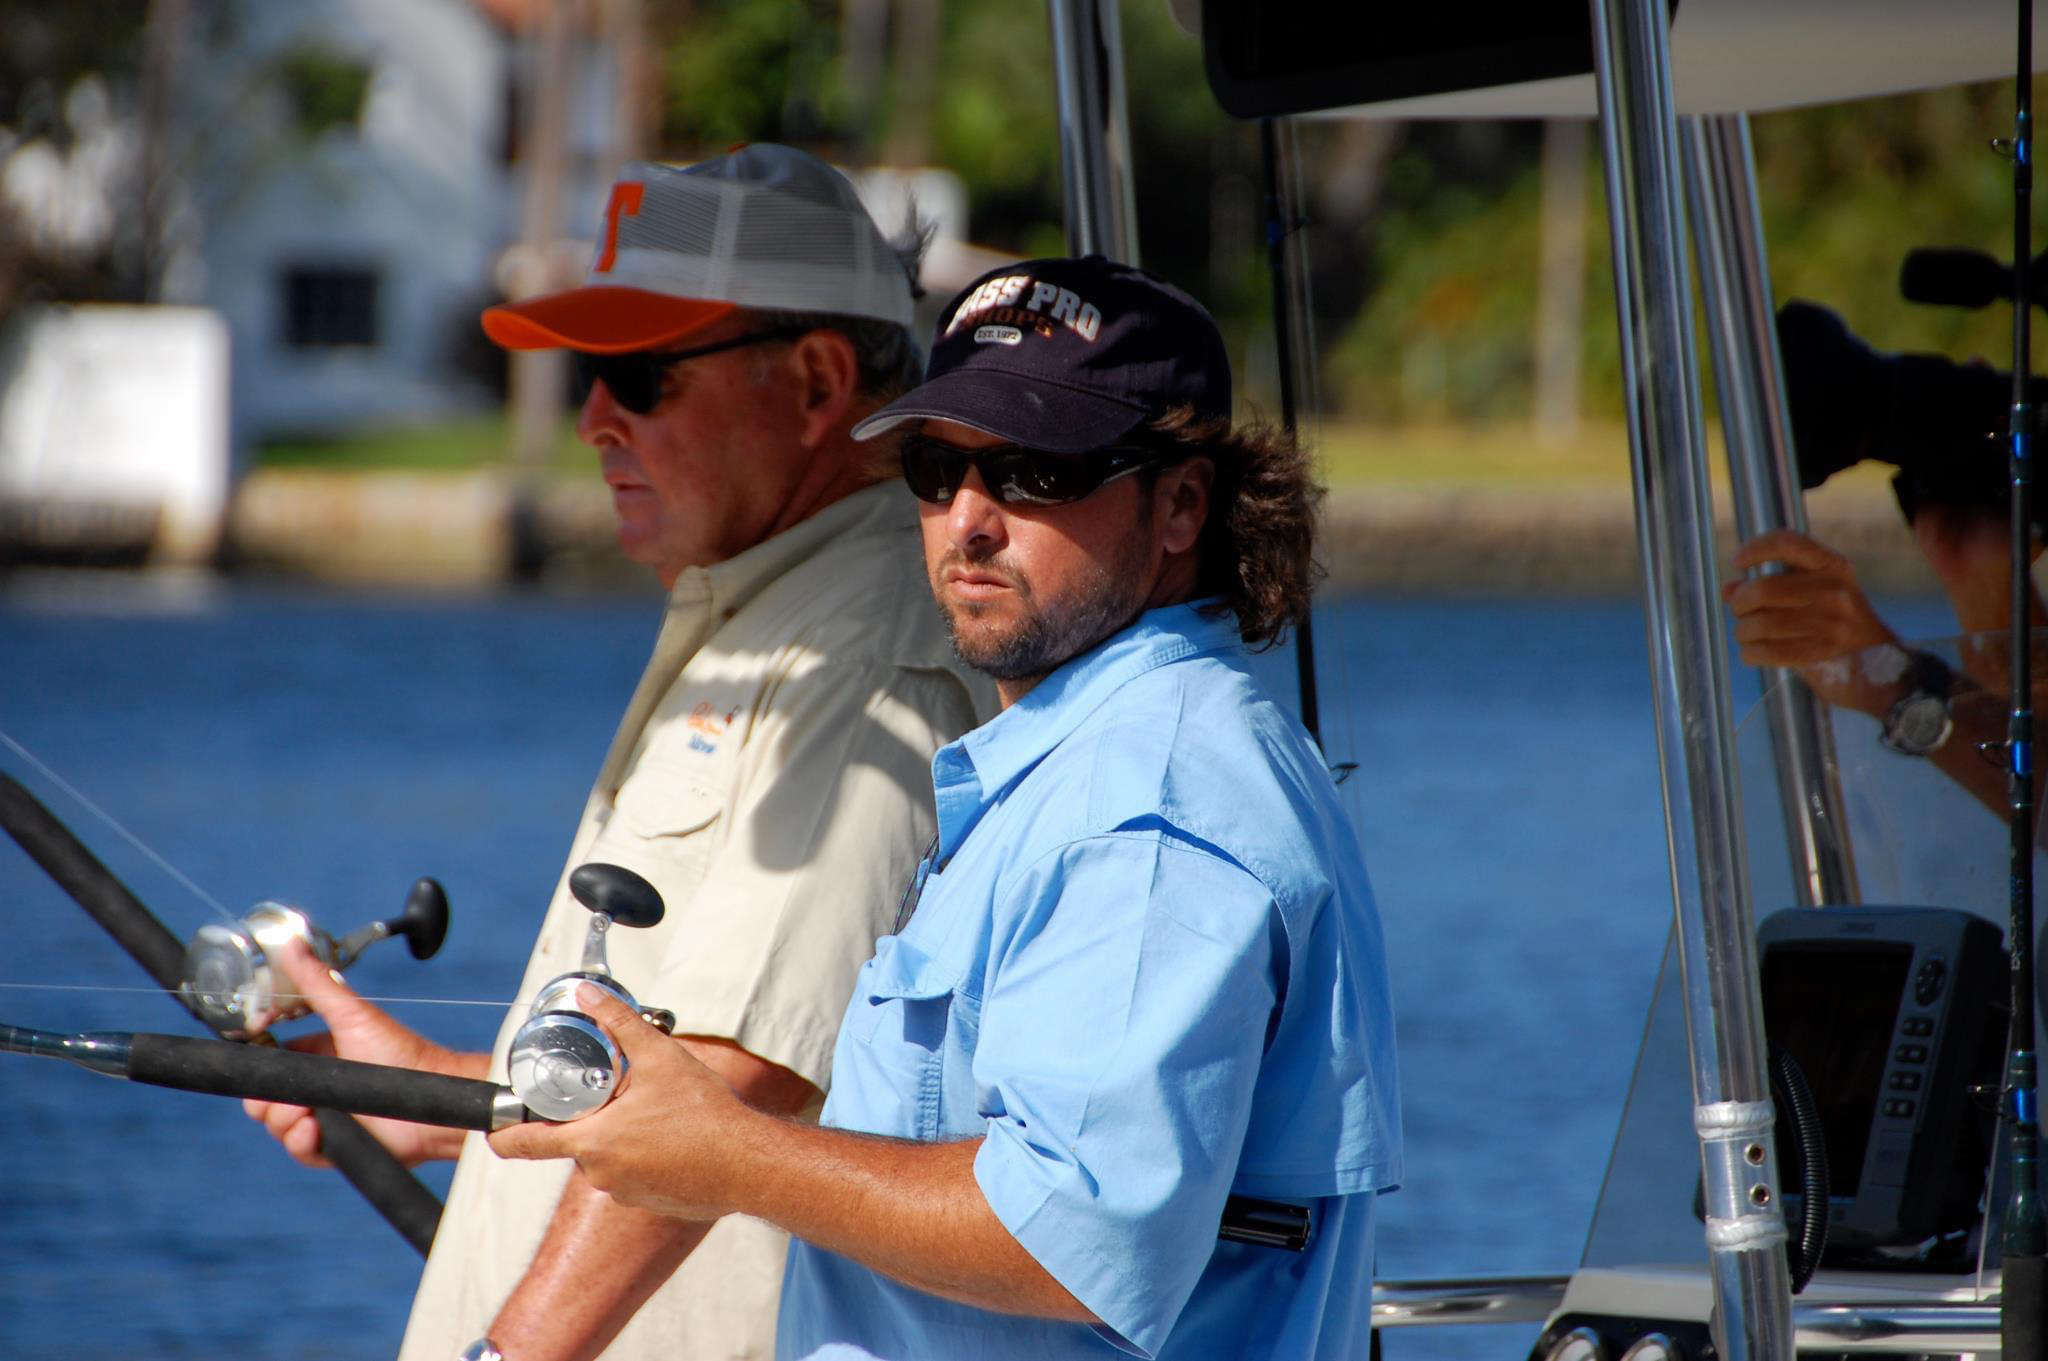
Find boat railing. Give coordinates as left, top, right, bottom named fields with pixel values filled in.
left=1370, top=1276, right=2001, bottom=1354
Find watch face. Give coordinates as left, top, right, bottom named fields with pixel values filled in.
left=1888, top=693, right=1953, bottom=755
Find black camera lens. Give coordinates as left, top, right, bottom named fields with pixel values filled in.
left=1777, top=300, right=2032, bottom=529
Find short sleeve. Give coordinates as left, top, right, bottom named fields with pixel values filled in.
left=648, top=657, right=977, bottom=1090
left=968, top=831, right=1281, bottom=1359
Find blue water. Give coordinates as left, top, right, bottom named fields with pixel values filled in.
left=0, top=575, right=1950, bottom=1359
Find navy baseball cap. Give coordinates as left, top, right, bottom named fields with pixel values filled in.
left=851, top=254, right=1231, bottom=453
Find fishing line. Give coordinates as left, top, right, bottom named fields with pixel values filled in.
left=0, top=980, right=515, bottom=1010
left=0, top=729, right=241, bottom=927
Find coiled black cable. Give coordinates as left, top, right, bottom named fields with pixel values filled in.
left=1771, top=1044, right=1830, bottom=1292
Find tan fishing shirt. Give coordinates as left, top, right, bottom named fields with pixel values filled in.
left=399, top=482, right=990, bottom=1360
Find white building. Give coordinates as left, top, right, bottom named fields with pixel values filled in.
left=175, top=0, right=618, bottom=441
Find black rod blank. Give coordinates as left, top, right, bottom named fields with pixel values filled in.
left=1259, top=116, right=1325, bottom=750
left=2007, top=6, right=2048, bottom=1359
left=0, top=771, right=192, bottom=1000
left=2002, top=5, right=2045, bottom=1359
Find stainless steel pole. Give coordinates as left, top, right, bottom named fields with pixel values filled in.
left=1260, top=116, right=1329, bottom=748
left=1587, top=3, right=1795, bottom=1360
left=1045, top=0, right=1140, bottom=262
left=1680, top=113, right=1861, bottom=910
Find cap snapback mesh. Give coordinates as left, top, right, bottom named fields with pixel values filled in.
left=594, top=156, right=911, bottom=328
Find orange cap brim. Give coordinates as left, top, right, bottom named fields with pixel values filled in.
left=480, top=287, right=738, bottom=354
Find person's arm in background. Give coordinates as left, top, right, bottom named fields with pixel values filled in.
left=1910, top=503, right=2048, bottom=695
left=1723, top=528, right=2013, bottom=818
left=483, top=1039, right=817, bottom=1361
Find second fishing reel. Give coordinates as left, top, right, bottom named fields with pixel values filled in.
left=506, top=862, right=674, bottom=1122
left=181, top=878, right=450, bottom=1035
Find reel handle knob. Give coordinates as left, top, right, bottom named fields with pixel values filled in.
left=568, top=863, right=664, bottom=929
left=331, top=877, right=452, bottom=968
left=387, top=877, right=449, bottom=961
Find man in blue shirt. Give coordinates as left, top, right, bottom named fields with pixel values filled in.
left=493, top=255, right=1402, bottom=1360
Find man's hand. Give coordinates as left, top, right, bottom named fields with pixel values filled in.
left=240, top=939, right=486, bottom=1167
left=489, top=987, right=1093, bottom=1324
left=488, top=987, right=754, bottom=1220
left=1722, top=530, right=1903, bottom=714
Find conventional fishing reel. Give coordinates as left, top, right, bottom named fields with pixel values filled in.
left=505, top=862, right=674, bottom=1122
left=181, top=878, right=451, bottom=1034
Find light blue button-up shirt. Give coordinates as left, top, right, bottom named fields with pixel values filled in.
left=779, top=602, right=1401, bottom=1360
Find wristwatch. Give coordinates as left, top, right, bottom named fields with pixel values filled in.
left=1879, top=652, right=1955, bottom=756
left=458, top=1340, right=504, bottom=1361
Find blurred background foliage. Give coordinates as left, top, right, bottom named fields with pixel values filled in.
left=2, top=0, right=2034, bottom=433
left=642, top=0, right=2030, bottom=428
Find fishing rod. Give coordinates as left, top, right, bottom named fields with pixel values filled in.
left=4, top=869, right=1321, bottom=1256
left=1260, top=115, right=1325, bottom=751
left=1, top=852, right=684, bottom=1135
left=0, top=773, right=692, bottom=1221
left=1, top=1021, right=531, bottom=1130
left=2003, top=0, right=2046, bottom=1354
left=0, top=768, right=448, bottom=1255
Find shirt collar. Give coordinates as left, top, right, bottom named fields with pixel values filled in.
left=665, top=480, right=910, bottom=616
left=931, top=600, right=1241, bottom=857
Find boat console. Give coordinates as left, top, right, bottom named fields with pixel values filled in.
left=1757, top=906, right=2007, bottom=1265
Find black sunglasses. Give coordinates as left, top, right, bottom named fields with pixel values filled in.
left=899, top=433, right=1172, bottom=507
left=573, top=328, right=804, bottom=414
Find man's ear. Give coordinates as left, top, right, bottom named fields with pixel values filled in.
left=789, top=330, right=860, bottom=448
left=1156, top=457, right=1213, bottom=556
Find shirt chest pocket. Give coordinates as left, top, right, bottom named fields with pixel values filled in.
left=587, top=763, right=727, bottom=895
left=844, top=934, right=973, bottom=1142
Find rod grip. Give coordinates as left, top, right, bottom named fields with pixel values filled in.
left=125, top=1032, right=512, bottom=1131
left=2005, top=1253, right=2048, bottom=1361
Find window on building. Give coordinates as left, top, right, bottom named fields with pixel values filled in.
left=282, top=266, right=380, bottom=348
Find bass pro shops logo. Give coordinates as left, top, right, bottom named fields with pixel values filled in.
left=946, top=274, right=1103, bottom=345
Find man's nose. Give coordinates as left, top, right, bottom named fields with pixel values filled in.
left=946, top=467, right=1007, bottom=551
left=575, top=373, right=625, bottom=444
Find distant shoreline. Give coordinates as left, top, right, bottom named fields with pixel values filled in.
left=209, top=468, right=1939, bottom=597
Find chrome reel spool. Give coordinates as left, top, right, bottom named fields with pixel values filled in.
left=181, top=879, right=449, bottom=1035
left=506, top=863, right=669, bottom=1122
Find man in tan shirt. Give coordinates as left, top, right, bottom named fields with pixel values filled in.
left=243, top=144, right=991, bottom=1360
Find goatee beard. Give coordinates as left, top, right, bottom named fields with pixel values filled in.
left=934, top=546, right=1152, bottom=683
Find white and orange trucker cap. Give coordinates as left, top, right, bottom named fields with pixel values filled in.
left=482, top=143, right=917, bottom=354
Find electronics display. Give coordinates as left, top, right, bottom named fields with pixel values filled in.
left=1756, top=906, right=2006, bottom=1262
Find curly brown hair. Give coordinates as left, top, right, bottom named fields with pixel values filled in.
left=1147, top=405, right=1325, bottom=649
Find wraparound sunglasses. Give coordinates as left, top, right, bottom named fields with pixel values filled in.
left=572, top=328, right=805, bottom=414
left=899, top=432, right=1173, bottom=507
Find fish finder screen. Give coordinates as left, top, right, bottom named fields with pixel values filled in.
left=1761, top=942, right=1912, bottom=1193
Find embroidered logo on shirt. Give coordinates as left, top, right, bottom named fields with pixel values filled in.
left=684, top=701, right=740, bottom=755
